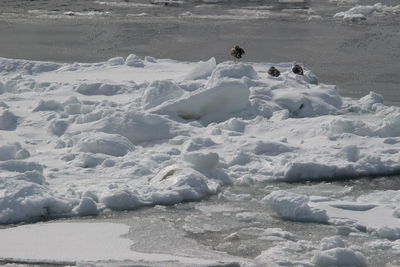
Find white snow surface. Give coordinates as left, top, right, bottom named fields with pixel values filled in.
left=1, top=55, right=400, bottom=228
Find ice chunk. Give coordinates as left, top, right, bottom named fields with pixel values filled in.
left=141, top=80, right=184, bottom=110
left=0, top=109, right=18, bottom=130
left=33, top=100, right=63, bottom=112
left=0, top=180, right=70, bottom=224
left=99, top=110, right=173, bottom=143
left=183, top=152, right=219, bottom=169
left=337, top=145, right=360, bottom=162
left=221, top=118, right=246, bottom=132
left=0, top=160, right=43, bottom=173
left=320, top=236, right=346, bottom=251
left=150, top=166, right=220, bottom=204
left=49, top=119, right=69, bottom=136
left=334, top=3, right=400, bottom=22
left=107, top=57, right=125, bottom=66
left=0, top=143, right=30, bottom=161
left=74, top=197, right=99, bottom=216
left=359, top=92, right=384, bottom=111
left=262, top=190, right=329, bottom=223
left=101, top=190, right=144, bottom=210
left=12, top=171, right=46, bottom=185
left=0, top=57, right=61, bottom=74
left=282, top=162, right=353, bottom=181
left=0, top=101, right=9, bottom=108
left=144, top=56, right=157, bottom=63
left=77, top=132, right=134, bottom=157
left=313, top=248, right=367, bottom=267
left=272, top=88, right=341, bottom=117
left=153, top=79, right=250, bottom=124
left=208, top=62, right=259, bottom=84
left=183, top=137, right=217, bottom=152
left=125, top=54, right=145, bottom=67
left=184, top=57, right=216, bottom=80
left=76, top=153, right=106, bottom=168
left=376, top=226, right=400, bottom=241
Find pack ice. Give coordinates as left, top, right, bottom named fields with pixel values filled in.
left=0, top=54, right=399, bottom=243
left=334, top=2, right=400, bottom=22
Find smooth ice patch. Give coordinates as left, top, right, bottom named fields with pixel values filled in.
left=0, top=222, right=223, bottom=265
left=263, top=190, right=329, bottom=223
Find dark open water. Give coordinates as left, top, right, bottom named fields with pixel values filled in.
left=0, top=0, right=399, bottom=103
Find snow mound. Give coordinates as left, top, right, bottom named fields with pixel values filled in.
left=313, top=248, right=367, bottom=267
left=0, top=109, right=18, bottom=130
left=97, top=110, right=174, bottom=143
left=272, top=87, right=342, bottom=117
left=141, top=80, right=184, bottom=110
left=150, top=166, right=220, bottom=204
left=209, top=62, right=259, bottom=84
left=0, top=143, right=30, bottom=161
left=185, top=57, right=216, bottom=80
left=246, top=140, right=295, bottom=155
left=263, top=190, right=329, bottom=223
left=77, top=132, right=134, bottom=157
left=0, top=180, right=70, bottom=224
left=153, top=79, right=250, bottom=124
left=101, top=190, right=144, bottom=210
left=183, top=152, right=219, bottom=169
left=125, top=54, right=145, bottom=67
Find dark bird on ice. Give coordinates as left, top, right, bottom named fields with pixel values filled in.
left=268, top=66, right=281, bottom=77
left=292, top=63, right=304, bottom=75
left=230, top=45, right=245, bottom=61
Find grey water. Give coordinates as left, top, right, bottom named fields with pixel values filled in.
left=1, top=1, right=400, bottom=266
left=0, top=0, right=400, bottom=103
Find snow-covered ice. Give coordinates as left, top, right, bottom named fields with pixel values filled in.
left=334, top=2, right=400, bottom=22
left=0, top=54, right=400, bottom=265
left=0, top=55, right=399, bottom=222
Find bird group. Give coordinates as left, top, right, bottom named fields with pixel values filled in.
left=230, top=45, right=304, bottom=77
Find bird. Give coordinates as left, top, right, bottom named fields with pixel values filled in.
left=230, top=45, right=245, bottom=62
left=268, top=66, right=281, bottom=77
left=292, top=63, right=304, bottom=75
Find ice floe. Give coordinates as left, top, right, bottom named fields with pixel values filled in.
left=0, top=53, right=399, bottom=250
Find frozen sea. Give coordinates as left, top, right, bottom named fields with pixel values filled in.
left=0, top=1, right=400, bottom=266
